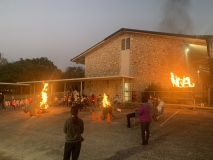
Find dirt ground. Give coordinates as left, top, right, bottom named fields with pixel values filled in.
left=0, top=105, right=213, bottom=160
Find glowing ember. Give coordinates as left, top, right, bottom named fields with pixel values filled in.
left=170, top=72, right=195, bottom=88
left=102, top=93, right=111, bottom=108
left=40, top=82, right=49, bottom=109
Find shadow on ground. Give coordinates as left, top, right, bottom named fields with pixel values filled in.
left=0, top=151, right=19, bottom=160
left=105, top=145, right=149, bottom=160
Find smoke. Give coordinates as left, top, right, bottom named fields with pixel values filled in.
left=159, top=0, right=194, bottom=34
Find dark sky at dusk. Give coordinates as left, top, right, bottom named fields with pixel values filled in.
left=0, top=0, right=212, bottom=71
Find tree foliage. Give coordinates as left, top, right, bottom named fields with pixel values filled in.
left=0, top=57, right=8, bottom=65
left=0, top=57, right=62, bottom=83
left=62, top=66, right=85, bottom=79
left=56, top=66, right=85, bottom=92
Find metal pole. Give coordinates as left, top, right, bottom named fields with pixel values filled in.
left=51, top=83, right=53, bottom=95
left=64, top=82, right=66, bottom=96
left=193, top=98, right=196, bottom=110
left=208, top=87, right=210, bottom=106
left=80, top=81, right=82, bottom=96
left=122, top=78, right=124, bottom=102
left=30, top=85, right=31, bottom=95
left=34, top=84, right=35, bottom=95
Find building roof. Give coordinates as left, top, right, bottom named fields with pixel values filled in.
left=71, top=28, right=212, bottom=64
left=17, top=75, right=134, bottom=84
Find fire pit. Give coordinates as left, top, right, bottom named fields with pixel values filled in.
left=40, top=103, right=50, bottom=113
left=102, top=107, right=112, bottom=116
left=102, top=93, right=114, bottom=119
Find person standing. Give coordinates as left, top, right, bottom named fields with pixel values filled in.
left=152, top=97, right=165, bottom=122
left=148, top=95, right=156, bottom=130
left=97, top=95, right=102, bottom=110
left=28, top=99, right=37, bottom=117
left=62, top=95, right=67, bottom=106
left=24, top=98, right=29, bottom=108
left=0, top=92, right=5, bottom=109
left=73, top=90, right=79, bottom=103
left=24, top=99, right=38, bottom=117
left=89, top=94, right=96, bottom=113
left=63, top=106, right=84, bottom=160
left=132, top=91, right=137, bottom=102
left=138, top=96, right=151, bottom=145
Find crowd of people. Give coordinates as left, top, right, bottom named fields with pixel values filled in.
left=61, top=93, right=90, bottom=111
left=0, top=93, right=43, bottom=118
left=60, top=91, right=122, bottom=114
left=1, top=94, right=34, bottom=111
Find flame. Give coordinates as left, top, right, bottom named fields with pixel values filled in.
left=170, top=72, right=195, bottom=88
left=40, top=83, right=49, bottom=109
left=102, top=93, right=111, bottom=108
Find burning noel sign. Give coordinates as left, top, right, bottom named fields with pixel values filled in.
left=170, top=72, right=195, bottom=88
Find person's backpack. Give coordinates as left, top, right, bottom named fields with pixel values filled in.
left=72, top=122, right=84, bottom=141
left=71, top=121, right=81, bottom=141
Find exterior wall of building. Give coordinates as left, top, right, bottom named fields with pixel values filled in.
left=83, top=80, right=122, bottom=102
left=130, top=33, right=190, bottom=91
left=85, top=36, right=121, bottom=77
left=83, top=32, right=193, bottom=101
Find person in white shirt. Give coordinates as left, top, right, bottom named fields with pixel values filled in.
left=156, top=98, right=164, bottom=115
left=152, top=97, right=165, bottom=121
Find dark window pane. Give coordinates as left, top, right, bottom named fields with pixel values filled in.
left=126, top=38, right=130, bottom=49
left=121, top=39, right=125, bottom=50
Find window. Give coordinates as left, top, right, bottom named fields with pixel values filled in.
left=121, top=38, right=130, bottom=50
left=126, top=38, right=130, bottom=49
left=121, top=39, right=125, bottom=50
left=124, top=83, right=131, bottom=101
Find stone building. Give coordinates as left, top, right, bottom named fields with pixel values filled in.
left=71, top=28, right=212, bottom=102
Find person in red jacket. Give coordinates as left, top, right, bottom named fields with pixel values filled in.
left=11, top=99, right=17, bottom=109
left=138, top=96, right=151, bottom=145
left=132, top=91, right=137, bottom=102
